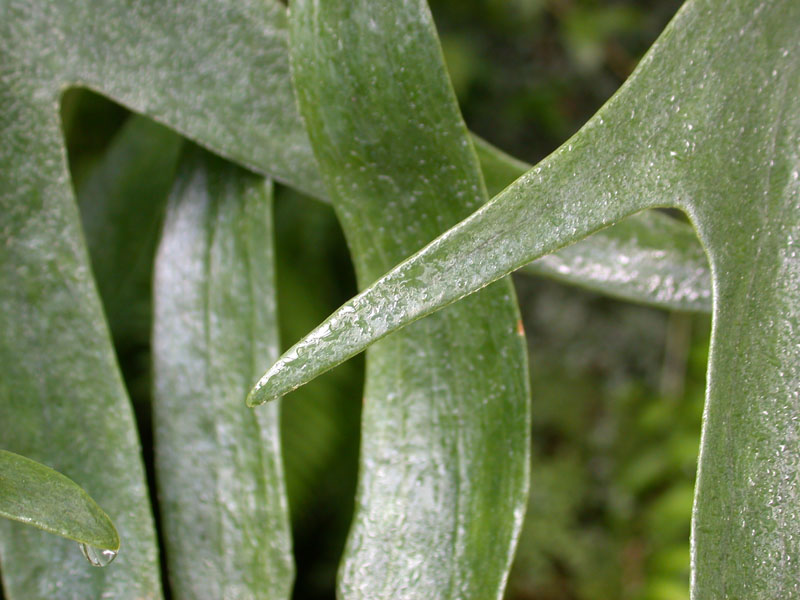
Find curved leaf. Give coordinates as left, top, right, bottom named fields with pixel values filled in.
left=5, top=1, right=708, bottom=354
left=252, top=0, right=800, bottom=596
left=473, top=136, right=711, bottom=312
left=152, top=148, right=293, bottom=599
left=287, top=1, right=529, bottom=598
left=0, top=450, right=119, bottom=551
left=21, top=0, right=712, bottom=310
left=0, top=74, right=161, bottom=600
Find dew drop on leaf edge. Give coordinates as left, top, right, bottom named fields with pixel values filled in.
left=79, top=542, right=118, bottom=567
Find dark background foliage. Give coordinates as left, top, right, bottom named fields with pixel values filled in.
left=60, top=1, right=706, bottom=598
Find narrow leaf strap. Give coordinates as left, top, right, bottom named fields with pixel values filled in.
left=153, top=147, right=293, bottom=599
left=473, top=136, right=712, bottom=312
left=254, top=0, right=800, bottom=596
left=288, top=1, right=530, bottom=597
left=0, top=84, right=162, bottom=599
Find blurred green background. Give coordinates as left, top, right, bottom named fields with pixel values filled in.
left=60, top=0, right=708, bottom=599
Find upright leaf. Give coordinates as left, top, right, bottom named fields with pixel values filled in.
left=252, top=0, right=800, bottom=596
left=152, top=148, right=293, bottom=599
left=0, top=69, right=161, bottom=600
left=286, top=2, right=529, bottom=598
left=0, top=450, right=119, bottom=552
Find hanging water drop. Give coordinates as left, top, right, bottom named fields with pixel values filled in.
left=79, top=542, right=118, bottom=567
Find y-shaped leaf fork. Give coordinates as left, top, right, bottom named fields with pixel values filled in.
left=250, top=1, right=800, bottom=597
left=0, top=0, right=714, bottom=596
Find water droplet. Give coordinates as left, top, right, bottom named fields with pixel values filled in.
left=79, top=543, right=118, bottom=567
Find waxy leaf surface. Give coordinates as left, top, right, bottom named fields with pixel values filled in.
left=0, top=49, right=161, bottom=600
left=252, top=0, right=800, bottom=596
left=0, top=0, right=738, bottom=596
left=473, top=137, right=711, bottom=312
left=153, top=148, right=293, bottom=599
left=0, top=450, right=119, bottom=551
left=5, top=1, right=709, bottom=313
left=286, top=1, right=529, bottom=598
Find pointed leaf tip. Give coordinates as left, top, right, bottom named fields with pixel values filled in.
left=0, top=450, right=120, bottom=551
left=246, top=369, right=294, bottom=407
left=246, top=362, right=291, bottom=407
left=245, top=382, right=270, bottom=407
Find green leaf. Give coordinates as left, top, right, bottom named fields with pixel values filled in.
left=37, top=0, right=323, bottom=199
left=78, top=114, right=183, bottom=348
left=27, top=0, right=715, bottom=310
left=6, top=0, right=708, bottom=323
left=0, top=450, right=119, bottom=551
left=0, top=64, right=161, bottom=600
left=152, top=147, right=293, bottom=599
left=252, top=0, right=800, bottom=596
left=286, top=1, right=529, bottom=598
left=473, top=136, right=712, bottom=312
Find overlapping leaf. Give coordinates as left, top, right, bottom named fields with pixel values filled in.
left=0, top=0, right=765, bottom=597
left=153, top=147, right=292, bottom=599
left=285, top=1, right=529, bottom=597
left=4, top=1, right=710, bottom=312
left=251, top=0, right=800, bottom=596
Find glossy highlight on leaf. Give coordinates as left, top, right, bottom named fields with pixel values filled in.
left=24, top=0, right=711, bottom=314
left=287, top=0, right=529, bottom=597
left=473, top=136, right=712, bottom=312
left=252, top=1, right=800, bottom=596
left=153, top=147, right=293, bottom=599
left=1, top=0, right=796, bottom=598
left=0, top=450, right=120, bottom=551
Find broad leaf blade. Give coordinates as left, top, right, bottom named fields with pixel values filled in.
left=52, top=0, right=323, bottom=200
left=7, top=1, right=709, bottom=313
left=287, top=2, right=529, bottom=598
left=152, top=148, right=293, bottom=599
left=254, top=0, right=800, bottom=596
left=0, top=79, right=161, bottom=599
left=0, top=450, right=119, bottom=551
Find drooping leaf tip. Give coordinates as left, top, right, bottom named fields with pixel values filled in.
left=101, top=523, right=121, bottom=552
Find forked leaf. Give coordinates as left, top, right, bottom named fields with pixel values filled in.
left=12, top=0, right=711, bottom=311
left=75, top=0, right=711, bottom=313
left=152, top=147, right=293, bottom=599
left=0, top=450, right=119, bottom=551
left=252, top=0, right=800, bottom=596
left=0, top=0, right=780, bottom=597
left=287, top=1, right=529, bottom=598
left=3, top=0, right=709, bottom=413
left=473, top=136, right=711, bottom=312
